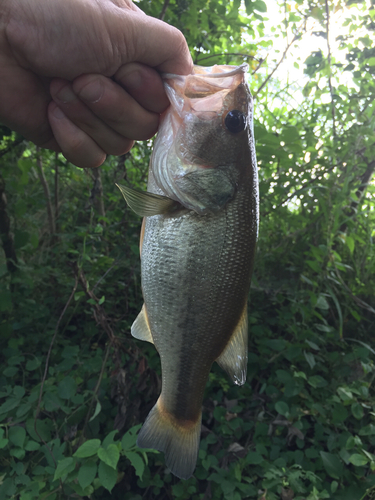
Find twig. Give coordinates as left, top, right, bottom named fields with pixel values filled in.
left=81, top=341, right=113, bottom=440
left=34, top=277, right=78, bottom=465
left=54, top=152, right=59, bottom=227
left=334, top=266, right=375, bottom=316
left=325, top=0, right=336, bottom=138
left=159, top=0, right=170, bottom=21
left=255, top=32, right=300, bottom=96
left=92, top=258, right=120, bottom=292
left=76, top=265, right=116, bottom=343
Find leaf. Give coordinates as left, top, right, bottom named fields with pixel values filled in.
left=275, top=401, right=289, bottom=416
left=102, top=430, right=119, bottom=448
left=315, top=295, right=329, bottom=310
left=349, top=454, right=368, bottom=467
left=98, top=460, right=118, bottom=493
left=125, top=451, right=145, bottom=479
left=53, top=457, right=76, bottom=481
left=246, top=451, right=264, bottom=464
left=14, top=230, right=29, bottom=249
left=97, top=444, right=120, bottom=469
left=89, top=400, right=101, bottom=422
left=351, top=402, right=364, bottom=420
left=73, top=439, right=101, bottom=458
left=57, top=377, right=77, bottom=400
left=8, top=426, right=26, bottom=448
left=121, top=424, right=141, bottom=451
left=308, top=376, right=327, bottom=388
left=78, top=461, right=97, bottom=489
left=304, top=351, right=316, bottom=369
left=346, top=235, right=355, bottom=253
left=320, top=452, right=343, bottom=479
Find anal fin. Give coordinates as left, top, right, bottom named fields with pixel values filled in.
left=131, top=304, right=154, bottom=344
left=216, top=304, right=248, bottom=386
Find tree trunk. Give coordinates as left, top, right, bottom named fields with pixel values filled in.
left=0, top=172, right=17, bottom=273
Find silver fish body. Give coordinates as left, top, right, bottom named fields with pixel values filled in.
left=118, top=63, right=258, bottom=479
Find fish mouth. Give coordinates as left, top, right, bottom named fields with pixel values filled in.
left=162, top=63, right=248, bottom=80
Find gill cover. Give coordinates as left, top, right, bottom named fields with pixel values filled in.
left=150, top=64, right=253, bottom=214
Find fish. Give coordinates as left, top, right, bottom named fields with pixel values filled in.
left=117, top=63, right=259, bottom=480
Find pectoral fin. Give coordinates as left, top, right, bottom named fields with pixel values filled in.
left=116, top=183, right=180, bottom=216
left=216, top=305, right=248, bottom=385
left=131, top=305, right=154, bottom=344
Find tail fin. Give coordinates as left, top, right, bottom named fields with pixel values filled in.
left=137, top=398, right=201, bottom=480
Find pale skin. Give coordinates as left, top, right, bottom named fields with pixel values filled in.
left=0, top=0, right=193, bottom=168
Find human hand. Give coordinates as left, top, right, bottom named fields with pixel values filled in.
left=0, top=0, right=193, bottom=167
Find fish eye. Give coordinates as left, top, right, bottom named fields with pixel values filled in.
left=224, top=110, right=246, bottom=134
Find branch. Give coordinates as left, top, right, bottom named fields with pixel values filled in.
left=54, top=152, right=59, bottom=230
left=255, top=32, right=300, bottom=96
left=36, top=148, right=56, bottom=235
left=325, top=0, right=336, bottom=138
left=35, top=277, right=78, bottom=466
left=0, top=172, right=18, bottom=272
left=159, top=0, right=170, bottom=21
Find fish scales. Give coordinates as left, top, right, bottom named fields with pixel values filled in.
left=117, top=63, right=259, bottom=479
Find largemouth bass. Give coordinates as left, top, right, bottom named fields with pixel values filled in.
left=117, top=63, right=258, bottom=480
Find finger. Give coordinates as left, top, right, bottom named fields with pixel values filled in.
left=114, top=63, right=170, bottom=113
left=71, top=74, right=160, bottom=139
left=122, top=11, right=193, bottom=75
left=0, top=54, right=56, bottom=147
left=50, top=78, right=136, bottom=156
left=48, top=101, right=111, bottom=168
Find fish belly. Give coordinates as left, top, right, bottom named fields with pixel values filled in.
left=137, top=185, right=256, bottom=479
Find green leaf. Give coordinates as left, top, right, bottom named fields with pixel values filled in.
left=78, top=461, right=97, bottom=489
left=14, top=230, right=29, bottom=249
left=73, top=439, right=101, bottom=458
left=89, top=400, right=101, bottom=422
left=125, top=451, right=145, bottom=479
left=275, top=401, right=289, bottom=416
left=98, top=460, right=117, bottom=493
left=53, top=457, right=76, bottom=481
left=97, top=444, right=120, bottom=469
left=320, top=452, right=343, bottom=479
left=351, top=402, right=364, bottom=420
left=0, top=437, right=9, bottom=449
left=346, top=235, right=355, bottom=253
left=246, top=451, right=264, bottom=464
left=102, top=430, right=119, bottom=448
left=304, top=351, right=316, bottom=369
left=253, top=0, right=267, bottom=12
left=57, top=377, right=77, bottom=400
left=8, top=426, right=26, bottom=448
left=121, top=424, right=141, bottom=451
left=308, top=376, right=328, bottom=388
left=315, top=295, right=329, bottom=310
left=24, top=440, right=40, bottom=451
left=349, top=453, right=368, bottom=467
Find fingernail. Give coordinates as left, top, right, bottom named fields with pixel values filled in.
left=77, top=80, right=103, bottom=103
left=55, top=84, right=76, bottom=103
left=51, top=105, right=65, bottom=119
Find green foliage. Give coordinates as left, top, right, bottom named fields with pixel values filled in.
left=1, top=0, right=375, bottom=499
